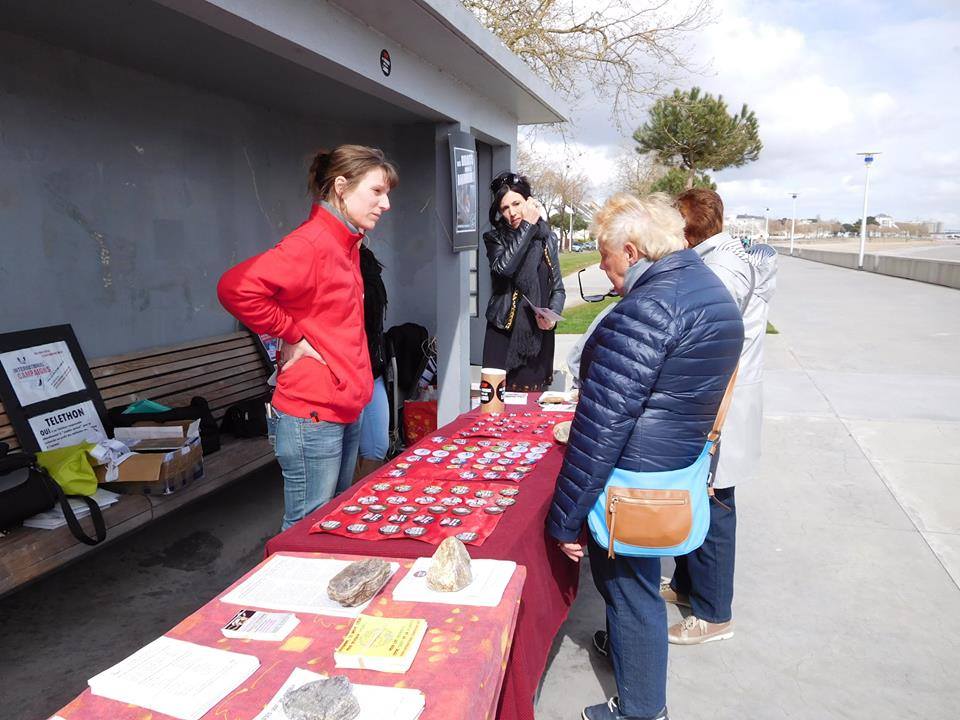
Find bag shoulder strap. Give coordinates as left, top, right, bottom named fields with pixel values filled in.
left=707, top=364, right=739, bottom=444
left=48, top=477, right=106, bottom=546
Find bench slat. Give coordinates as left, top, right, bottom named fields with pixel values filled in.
left=88, top=331, right=250, bottom=368
left=99, top=359, right=265, bottom=403
left=92, top=338, right=256, bottom=384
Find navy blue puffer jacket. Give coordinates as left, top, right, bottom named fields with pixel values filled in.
left=547, top=249, right=744, bottom=543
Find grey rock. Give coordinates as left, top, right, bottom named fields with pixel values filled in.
left=327, top=558, right=392, bottom=607
left=282, top=675, right=360, bottom=720
left=426, top=536, right=473, bottom=592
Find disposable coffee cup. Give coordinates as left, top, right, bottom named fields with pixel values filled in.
left=479, top=367, right=506, bottom=414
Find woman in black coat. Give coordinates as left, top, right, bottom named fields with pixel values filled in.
left=481, top=171, right=565, bottom=391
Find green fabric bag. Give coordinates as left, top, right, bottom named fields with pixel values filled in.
left=122, top=399, right=172, bottom=414
left=35, top=442, right=98, bottom=496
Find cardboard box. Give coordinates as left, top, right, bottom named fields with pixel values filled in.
left=95, top=420, right=204, bottom=495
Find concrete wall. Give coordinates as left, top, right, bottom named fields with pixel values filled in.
left=774, top=246, right=960, bottom=290
left=0, top=29, right=444, bottom=359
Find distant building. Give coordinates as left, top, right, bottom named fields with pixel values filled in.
left=726, top=214, right=766, bottom=238
left=876, top=213, right=896, bottom=228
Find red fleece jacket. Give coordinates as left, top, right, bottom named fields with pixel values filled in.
left=217, top=204, right=372, bottom=423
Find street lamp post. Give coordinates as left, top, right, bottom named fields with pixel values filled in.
left=765, top=207, right=770, bottom=238
left=856, top=152, right=880, bottom=270
left=789, top=193, right=799, bottom=255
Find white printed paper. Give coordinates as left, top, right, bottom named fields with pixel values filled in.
left=87, top=636, right=260, bottom=720
left=0, top=341, right=86, bottom=406
left=254, top=667, right=425, bottom=720
left=392, top=558, right=516, bottom=607
left=522, top=294, right=564, bottom=323
left=221, top=609, right=300, bottom=641
left=220, top=555, right=399, bottom=617
left=28, top=400, right=107, bottom=450
left=503, top=392, right=529, bottom=405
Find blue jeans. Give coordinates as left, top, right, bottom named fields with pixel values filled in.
left=358, top=376, right=389, bottom=460
left=270, top=408, right=362, bottom=531
left=671, top=487, right=737, bottom=623
left=587, top=534, right=667, bottom=718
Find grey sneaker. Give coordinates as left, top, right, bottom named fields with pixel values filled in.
left=582, top=696, right=669, bottom=720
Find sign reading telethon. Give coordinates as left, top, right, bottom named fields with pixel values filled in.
left=0, top=325, right=111, bottom=452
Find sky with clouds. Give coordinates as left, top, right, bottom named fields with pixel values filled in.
left=525, top=0, right=960, bottom=227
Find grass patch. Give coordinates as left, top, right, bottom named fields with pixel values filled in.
left=559, top=250, right=601, bottom=278
left=766, top=321, right=779, bottom=334
left=558, top=296, right=619, bottom=334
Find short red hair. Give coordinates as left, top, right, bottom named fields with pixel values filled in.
left=675, top=189, right=724, bottom=247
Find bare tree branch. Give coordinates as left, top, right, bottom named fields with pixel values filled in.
left=462, top=0, right=713, bottom=129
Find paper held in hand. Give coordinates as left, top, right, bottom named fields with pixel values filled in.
left=522, top=294, right=564, bottom=324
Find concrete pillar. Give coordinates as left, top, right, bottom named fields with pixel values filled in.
left=434, top=123, right=471, bottom=424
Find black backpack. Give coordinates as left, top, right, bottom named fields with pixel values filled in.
left=220, top=397, right=269, bottom=439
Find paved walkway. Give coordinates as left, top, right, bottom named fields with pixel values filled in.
left=562, top=262, right=607, bottom=310
left=536, top=255, right=960, bottom=719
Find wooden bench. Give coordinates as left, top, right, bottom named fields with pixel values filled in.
left=0, top=331, right=277, bottom=597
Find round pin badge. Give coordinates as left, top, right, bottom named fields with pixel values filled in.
left=450, top=485, right=470, bottom=495
left=432, top=450, right=450, bottom=458
left=424, top=486, right=442, bottom=495
left=427, top=505, right=446, bottom=514
left=452, top=507, right=473, bottom=516
left=414, top=448, right=431, bottom=456
left=439, top=517, right=462, bottom=527
left=426, top=456, right=443, bottom=464
left=459, top=471, right=478, bottom=480
left=466, top=498, right=487, bottom=508
left=431, top=436, right=446, bottom=443
left=499, top=487, right=520, bottom=496
left=441, top=496, right=463, bottom=506
left=399, top=505, right=418, bottom=514
left=379, top=524, right=401, bottom=535
left=415, top=496, right=436, bottom=505
left=346, top=523, right=368, bottom=533
left=388, top=514, right=409, bottom=523
left=483, top=472, right=501, bottom=480
left=386, top=496, right=407, bottom=505
left=455, top=532, right=478, bottom=542
left=484, top=506, right=505, bottom=515
left=387, top=469, right=406, bottom=477
left=393, top=484, right=412, bottom=493
left=357, top=496, right=379, bottom=505
left=319, top=520, right=341, bottom=530
left=342, top=505, right=363, bottom=514
left=372, top=482, right=391, bottom=491
left=496, top=497, right=516, bottom=507
left=361, top=512, right=383, bottom=522
left=396, top=463, right=411, bottom=470
left=405, top=455, right=422, bottom=463
left=475, top=489, right=494, bottom=498
left=405, top=526, right=428, bottom=537
left=413, top=515, right=435, bottom=525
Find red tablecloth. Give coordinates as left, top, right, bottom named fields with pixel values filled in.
left=265, top=405, right=580, bottom=720
left=54, top=551, right=526, bottom=720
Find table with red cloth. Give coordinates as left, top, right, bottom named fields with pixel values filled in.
left=265, top=403, right=581, bottom=720
left=53, top=551, right=526, bottom=720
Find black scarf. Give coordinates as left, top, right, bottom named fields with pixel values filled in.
left=505, top=223, right=545, bottom=372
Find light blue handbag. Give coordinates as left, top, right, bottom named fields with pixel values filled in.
left=587, top=368, right=737, bottom=559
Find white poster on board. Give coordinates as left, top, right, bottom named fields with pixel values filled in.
left=28, top=401, right=107, bottom=450
left=0, top=341, right=86, bottom=406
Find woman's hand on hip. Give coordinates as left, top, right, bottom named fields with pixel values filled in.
left=279, top=337, right=326, bottom=371
left=558, top=542, right=584, bottom=562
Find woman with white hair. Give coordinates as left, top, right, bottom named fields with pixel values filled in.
left=546, top=193, right=744, bottom=720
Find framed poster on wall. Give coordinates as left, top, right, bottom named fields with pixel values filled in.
left=0, top=325, right=111, bottom=452
left=449, top=130, right=479, bottom=251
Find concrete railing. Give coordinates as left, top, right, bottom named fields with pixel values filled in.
left=774, top=246, right=960, bottom=290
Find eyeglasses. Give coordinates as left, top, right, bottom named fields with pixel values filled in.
left=490, top=173, right=521, bottom=193
left=578, top=268, right=618, bottom=303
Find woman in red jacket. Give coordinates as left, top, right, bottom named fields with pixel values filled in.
left=218, top=145, right=398, bottom=529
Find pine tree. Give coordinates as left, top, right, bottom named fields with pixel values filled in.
left=633, top=87, right=762, bottom=189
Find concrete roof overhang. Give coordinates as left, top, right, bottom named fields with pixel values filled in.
left=0, top=0, right=567, bottom=129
